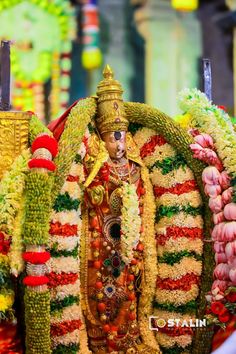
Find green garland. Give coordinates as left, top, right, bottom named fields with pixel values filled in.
left=29, top=114, right=52, bottom=146
left=50, top=295, right=79, bottom=313
left=149, top=154, right=187, bottom=174
left=23, top=172, right=54, bottom=246
left=52, top=97, right=97, bottom=201
left=153, top=300, right=197, bottom=314
left=50, top=245, right=78, bottom=259
left=52, top=343, right=79, bottom=354
left=161, top=345, right=192, bottom=354
left=24, top=289, right=51, bottom=354
left=155, top=205, right=202, bottom=222
left=53, top=192, right=80, bottom=212
left=158, top=251, right=202, bottom=266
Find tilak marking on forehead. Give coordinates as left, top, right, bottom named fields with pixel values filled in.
left=114, top=131, right=122, bottom=140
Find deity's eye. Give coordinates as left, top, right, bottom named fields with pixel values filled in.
left=114, top=131, right=121, bottom=141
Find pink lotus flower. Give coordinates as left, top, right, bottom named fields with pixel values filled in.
left=204, top=150, right=223, bottom=171
left=224, top=203, right=236, bottom=221
left=212, top=279, right=228, bottom=292
left=194, top=133, right=214, bottom=148
left=212, top=223, right=225, bottom=241
left=229, top=267, right=236, bottom=284
left=204, top=184, right=222, bottom=198
left=215, top=252, right=227, bottom=264
left=209, top=196, right=224, bottom=213
left=228, top=256, right=236, bottom=268
left=202, top=166, right=221, bottom=185
left=223, top=222, right=236, bottom=241
left=213, top=212, right=225, bottom=225
left=214, top=263, right=230, bottom=280
left=225, top=241, right=236, bottom=259
left=214, top=241, right=225, bottom=253
left=222, top=187, right=233, bottom=205
left=220, top=171, right=231, bottom=190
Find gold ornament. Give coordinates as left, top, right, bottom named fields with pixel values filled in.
left=96, top=65, right=129, bottom=134
left=88, top=185, right=105, bottom=205
left=109, top=187, right=123, bottom=215
left=88, top=134, right=100, bottom=157
left=126, top=132, right=144, bottom=166
left=0, top=111, right=30, bottom=179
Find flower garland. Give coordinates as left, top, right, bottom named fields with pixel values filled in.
left=23, top=133, right=58, bottom=354
left=120, top=182, right=141, bottom=264
left=48, top=128, right=91, bottom=354
left=138, top=166, right=161, bottom=353
left=133, top=127, right=204, bottom=353
left=52, top=98, right=96, bottom=201
left=186, top=129, right=236, bottom=348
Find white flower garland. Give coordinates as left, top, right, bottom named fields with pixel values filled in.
left=120, top=182, right=141, bottom=264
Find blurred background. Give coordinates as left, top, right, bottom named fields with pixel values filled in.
left=0, top=0, right=235, bottom=122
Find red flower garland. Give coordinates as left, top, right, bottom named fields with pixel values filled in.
left=159, top=325, right=193, bottom=337
left=47, top=272, right=78, bottom=288
left=156, top=227, right=203, bottom=246
left=51, top=319, right=82, bottom=337
left=0, top=231, right=11, bottom=255
left=23, top=252, right=50, bottom=264
left=28, top=158, right=56, bottom=171
left=140, top=135, right=167, bottom=158
left=31, top=135, right=58, bottom=157
left=66, top=175, right=79, bottom=182
left=154, top=180, right=198, bottom=197
left=210, top=302, right=227, bottom=316
left=156, top=273, right=199, bottom=291
left=23, top=275, right=49, bottom=286
left=49, top=222, right=78, bottom=236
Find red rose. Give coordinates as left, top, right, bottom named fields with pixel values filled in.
left=210, top=302, right=227, bottom=315
left=218, top=312, right=230, bottom=323
left=226, top=292, right=236, bottom=303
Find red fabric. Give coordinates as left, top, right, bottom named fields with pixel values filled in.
left=47, top=100, right=80, bottom=141
left=211, top=316, right=236, bottom=351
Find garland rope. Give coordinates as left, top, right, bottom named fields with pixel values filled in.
left=124, top=102, right=214, bottom=353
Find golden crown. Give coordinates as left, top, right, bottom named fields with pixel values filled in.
left=95, top=65, right=129, bottom=134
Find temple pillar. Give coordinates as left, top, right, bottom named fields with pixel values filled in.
left=133, top=0, right=202, bottom=115
left=90, top=0, right=134, bottom=101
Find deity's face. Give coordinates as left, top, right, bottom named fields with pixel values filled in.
left=101, top=131, right=126, bottom=161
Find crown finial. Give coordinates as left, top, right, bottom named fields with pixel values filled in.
left=103, top=64, right=114, bottom=80
left=95, top=65, right=129, bottom=134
